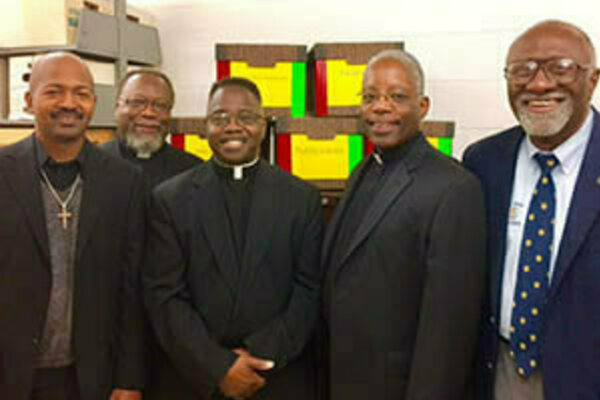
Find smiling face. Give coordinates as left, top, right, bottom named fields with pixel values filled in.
left=361, top=58, right=430, bottom=150
left=115, top=73, right=173, bottom=155
left=507, top=22, right=599, bottom=150
left=206, top=85, right=266, bottom=165
left=26, top=53, right=96, bottom=144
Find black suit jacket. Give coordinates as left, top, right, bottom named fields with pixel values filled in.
left=0, top=135, right=146, bottom=400
left=101, top=139, right=202, bottom=189
left=323, top=134, right=486, bottom=400
left=143, top=160, right=324, bottom=400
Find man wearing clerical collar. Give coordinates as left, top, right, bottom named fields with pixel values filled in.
left=102, top=70, right=201, bottom=189
left=321, top=49, right=486, bottom=400
left=0, top=52, right=145, bottom=400
left=144, top=77, right=324, bottom=400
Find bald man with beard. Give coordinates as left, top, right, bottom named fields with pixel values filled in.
left=0, top=52, right=145, bottom=400
left=464, top=20, right=600, bottom=400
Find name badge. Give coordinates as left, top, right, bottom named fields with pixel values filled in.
left=508, top=202, right=524, bottom=226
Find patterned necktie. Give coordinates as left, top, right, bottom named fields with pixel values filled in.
left=510, top=153, right=559, bottom=377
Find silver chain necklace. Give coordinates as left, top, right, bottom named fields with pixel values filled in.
left=40, top=170, right=81, bottom=230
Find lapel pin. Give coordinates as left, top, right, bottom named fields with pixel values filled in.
left=596, top=177, right=600, bottom=186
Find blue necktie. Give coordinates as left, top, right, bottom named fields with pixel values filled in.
left=510, top=153, right=559, bottom=377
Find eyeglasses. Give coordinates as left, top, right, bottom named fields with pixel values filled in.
left=207, top=111, right=264, bottom=127
left=504, top=58, right=595, bottom=85
left=121, top=98, right=172, bottom=114
left=360, top=92, right=411, bottom=106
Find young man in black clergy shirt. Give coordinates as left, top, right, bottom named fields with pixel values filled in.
left=143, top=77, right=324, bottom=400
left=102, top=69, right=201, bottom=189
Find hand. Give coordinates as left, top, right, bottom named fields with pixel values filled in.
left=109, top=389, right=142, bottom=400
left=219, top=349, right=274, bottom=399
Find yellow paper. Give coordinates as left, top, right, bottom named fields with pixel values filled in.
left=291, top=134, right=349, bottom=179
left=326, top=60, right=367, bottom=107
left=184, top=135, right=213, bottom=160
left=426, top=136, right=440, bottom=149
left=230, top=62, right=293, bottom=107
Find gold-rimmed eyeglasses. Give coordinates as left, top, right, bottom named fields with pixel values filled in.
left=504, top=58, right=596, bottom=85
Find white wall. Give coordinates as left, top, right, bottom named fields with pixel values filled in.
left=130, top=0, right=600, bottom=157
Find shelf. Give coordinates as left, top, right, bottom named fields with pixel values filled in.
left=0, top=9, right=161, bottom=65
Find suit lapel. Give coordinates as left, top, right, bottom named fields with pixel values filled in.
left=321, top=159, right=366, bottom=267
left=75, top=144, right=105, bottom=262
left=339, top=161, right=411, bottom=269
left=335, top=135, right=433, bottom=274
left=239, top=161, right=278, bottom=287
left=550, top=111, right=600, bottom=297
left=1, top=135, right=50, bottom=263
left=191, top=164, right=239, bottom=294
left=488, top=129, right=523, bottom=316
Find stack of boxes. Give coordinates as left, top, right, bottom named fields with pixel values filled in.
left=216, top=44, right=307, bottom=118
left=171, top=41, right=456, bottom=201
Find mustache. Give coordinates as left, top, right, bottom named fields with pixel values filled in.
left=517, top=90, right=568, bottom=102
left=50, top=109, right=84, bottom=120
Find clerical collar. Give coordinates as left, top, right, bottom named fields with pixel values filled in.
left=211, top=157, right=260, bottom=181
left=372, top=133, right=420, bottom=166
left=119, top=139, right=164, bottom=160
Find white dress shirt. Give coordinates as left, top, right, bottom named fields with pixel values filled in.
left=499, top=110, right=593, bottom=339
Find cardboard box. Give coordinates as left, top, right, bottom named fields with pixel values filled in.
left=275, top=117, right=455, bottom=190
left=0, top=0, right=156, bottom=47
left=169, top=117, right=272, bottom=162
left=275, top=116, right=365, bottom=189
left=216, top=44, right=307, bottom=118
left=170, top=118, right=212, bottom=161
left=308, top=42, right=404, bottom=117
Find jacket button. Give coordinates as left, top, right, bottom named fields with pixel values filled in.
left=489, top=315, right=496, bottom=325
left=32, top=338, right=39, bottom=346
left=487, top=362, right=494, bottom=370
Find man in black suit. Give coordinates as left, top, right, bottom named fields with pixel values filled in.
left=322, top=49, right=486, bottom=400
left=0, top=52, right=145, bottom=400
left=144, top=77, right=324, bottom=400
left=102, top=70, right=201, bottom=188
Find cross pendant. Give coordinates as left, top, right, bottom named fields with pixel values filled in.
left=57, top=205, right=72, bottom=229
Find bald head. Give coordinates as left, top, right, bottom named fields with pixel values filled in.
left=509, top=20, right=596, bottom=66
left=25, top=51, right=97, bottom=144
left=29, top=52, right=94, bottom=91
left=365, top=49, right=425, bottom=95
left=505, top=20, right=600, bottom=151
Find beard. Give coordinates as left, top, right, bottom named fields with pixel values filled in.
left=515, top=92, right=573, bottom=138
left=124, top=129, right=165, bottom=157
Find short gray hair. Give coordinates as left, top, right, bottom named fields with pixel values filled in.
left=365, top=49, right=425, bottom=94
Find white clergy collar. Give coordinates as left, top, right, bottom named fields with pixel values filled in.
left=212, top=157, right=260, bottom=180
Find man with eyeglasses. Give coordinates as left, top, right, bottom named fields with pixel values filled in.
left=143, top=77, right=324, bottom=400
left=102, top=70, right=201, bottom=189
left=322, top=49, right=486, bottom=400
left=463, top=20, right=600, bottom=400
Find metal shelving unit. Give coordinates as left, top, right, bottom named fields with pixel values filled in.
left=0, top=1, right=161, bottom=128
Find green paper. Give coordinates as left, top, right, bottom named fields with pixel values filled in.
left=438, top=137, right=453, bottom=156
left=348, top=135, right=364, bottom=172
left=291, top=62, right=306, bottom=118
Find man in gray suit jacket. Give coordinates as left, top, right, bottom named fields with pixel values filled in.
left=322, top=49, right=486, bottom=400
